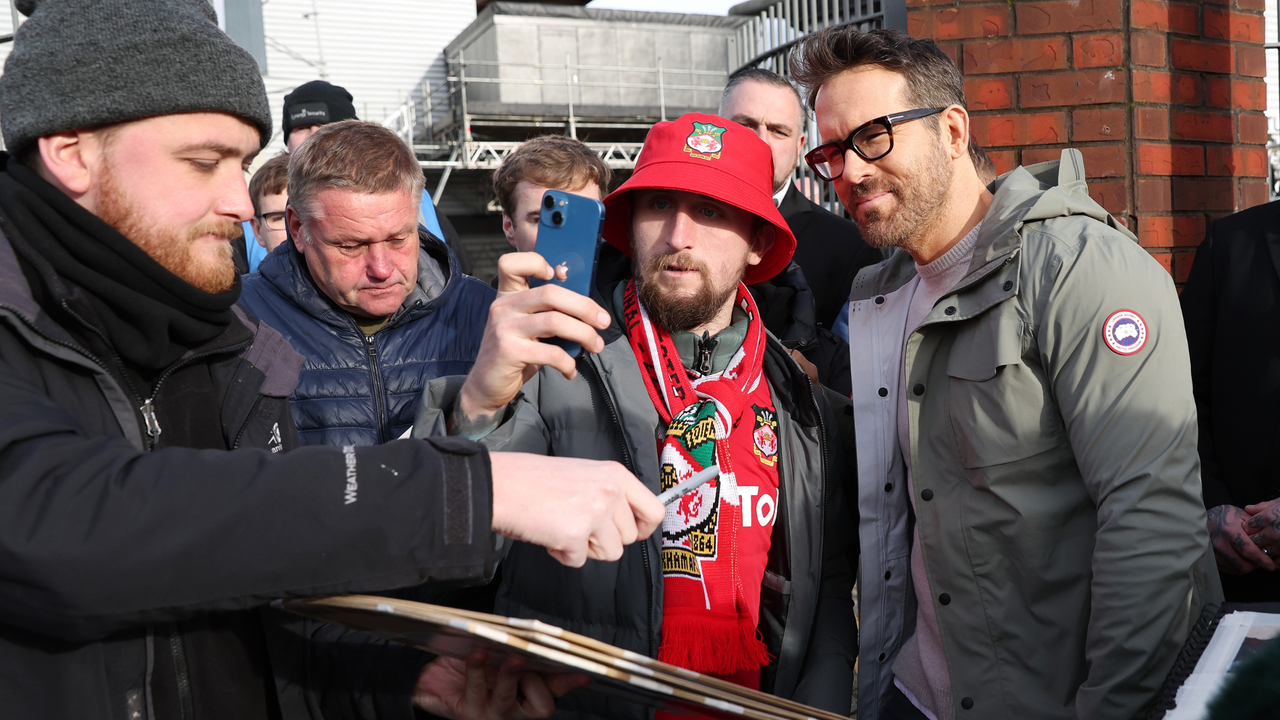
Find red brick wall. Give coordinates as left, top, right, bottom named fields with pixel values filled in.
left=907, top=0, right=1269, bottom=282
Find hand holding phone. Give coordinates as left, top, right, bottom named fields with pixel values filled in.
left=529, top=190, right=605, bottom=357
left=453, top=191, right=608, bottom=432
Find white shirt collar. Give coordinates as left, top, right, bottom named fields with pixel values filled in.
left=772, top=182, right=789, bottom=208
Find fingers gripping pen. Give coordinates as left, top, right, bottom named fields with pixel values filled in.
left=656, top=465, right=720, bottom=506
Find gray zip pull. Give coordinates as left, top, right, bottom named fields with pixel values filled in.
left=140, top=399, right=162, bottom=441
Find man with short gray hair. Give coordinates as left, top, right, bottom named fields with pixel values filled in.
left=240, top=120, right=494, bottom=446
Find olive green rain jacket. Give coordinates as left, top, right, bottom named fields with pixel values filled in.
left=847, top=149, right=1222, bottom=720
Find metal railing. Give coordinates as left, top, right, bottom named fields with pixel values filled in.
left=383, top=53, right=733, bottom=199
left=382, top=1, right=904, bottom=207
left=383, top=54, right=730, bottom=159
left=731, top=0, right=893, bottom=75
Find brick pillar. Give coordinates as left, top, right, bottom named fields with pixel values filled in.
left=906, top=0, right=1268, bottom=283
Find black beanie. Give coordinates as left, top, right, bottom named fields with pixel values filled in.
left=282, top=80, right=358, bottom=138
left=0, top=0, right=272, bottom=154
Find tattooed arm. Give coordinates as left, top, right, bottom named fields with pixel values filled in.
left=1244, top=498, right=1280, bottom=564
left=1208, top=504, right=1275, bottom=574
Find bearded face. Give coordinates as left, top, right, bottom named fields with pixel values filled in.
left=96, top=156, right=241, bottom=294
left=628, top=189, right=768, bottom=335
left=635, top=249, right=743, bottom=333
left=842, top=128, right=955, bottom=256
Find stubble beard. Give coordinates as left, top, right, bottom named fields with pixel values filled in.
left=636, top=251, right=742, bottom=333
left=96, top=162, right=241, bottom=294
left=846, top=139, right=954, bottom=256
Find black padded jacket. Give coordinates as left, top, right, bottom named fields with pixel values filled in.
left=0, top=207, right=501, bottom=720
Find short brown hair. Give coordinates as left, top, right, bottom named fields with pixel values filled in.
left=970, top=143, right=997, bottom=184
left=792, top=28, right=992, bottom=171
left=248, top=152, right=290, bottom=216
left=493, top=135, right=611, bottom=218
left=790, top=28, right=964, bottom=128
left=288, top=120, right=424, bottom=218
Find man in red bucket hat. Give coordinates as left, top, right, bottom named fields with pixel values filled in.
left=415, top=113, right=857, bottom=719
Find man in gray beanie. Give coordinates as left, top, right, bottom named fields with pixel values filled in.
left=0, top=2, right=663, bottom=720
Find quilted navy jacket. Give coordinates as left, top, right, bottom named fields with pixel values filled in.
left=239, top=230, right=493, bottom=446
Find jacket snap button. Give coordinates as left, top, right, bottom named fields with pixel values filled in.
left=878, top=386, right=889, bottom=397
left=912, top=383, right=925, bottom=396
left=884, top=570, right=891, bottom=580
left=921, top=489, right=934, bottom=501
left=884, top=483, right=893, bottom=493
left=961, top=697, right=974, bottom=710
left=939, top=593, right=951, bottom=605
left=944, top=306, right=956, bottom=316
left=875, top=296, right=885, bottom=305
left=1003, top=280, right=1013, bottom=292
left=878, top=652, right=887, bottom=662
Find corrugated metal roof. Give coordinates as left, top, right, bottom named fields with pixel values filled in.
left=452, top=0, right=751, bottom=50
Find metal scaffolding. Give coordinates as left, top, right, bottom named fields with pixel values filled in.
left=381, top=1, right=904, bottom=207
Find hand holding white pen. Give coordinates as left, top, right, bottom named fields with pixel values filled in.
left=657, top=465, right=720, bottom=506
left=490, top=453, right=664, bottom=568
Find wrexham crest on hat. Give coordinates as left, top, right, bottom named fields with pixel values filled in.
left=684, top=121, right=726, bottom=160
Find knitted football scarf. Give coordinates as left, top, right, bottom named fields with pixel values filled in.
left=622, top=279, right=772, bottom=675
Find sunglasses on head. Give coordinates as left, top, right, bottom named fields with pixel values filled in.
left=804, top=107, right=947, bottom=181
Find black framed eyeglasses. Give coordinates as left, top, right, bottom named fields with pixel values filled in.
left=804, top=107, right=947, bottom=181
left=257, top=211, right=286, bottom=230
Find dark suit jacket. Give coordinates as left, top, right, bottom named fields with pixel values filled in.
left=778, top=183, right=881, bottom=330
left=1182, top=199, right=1280, bottom=601
left=748, top=261, right=853, bottom=397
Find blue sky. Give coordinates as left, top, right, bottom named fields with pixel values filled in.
left=586, top=0, right=742, bottom=15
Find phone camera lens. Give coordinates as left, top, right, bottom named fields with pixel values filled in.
left=551, top=211, right=564, bottom=225
left=543, top=195, right=555, bottom=210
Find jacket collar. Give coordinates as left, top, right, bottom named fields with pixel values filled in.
left=591, top=243, right=820, bottom=427
left=256, top=227, right=460, bottom=332
left=0, top=204, right=257, bottom=363
left=853, top=149, right=1133, bottom=311
left=776, top=181, right=815, bottom=220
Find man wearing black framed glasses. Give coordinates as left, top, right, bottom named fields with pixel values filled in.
left=248, top=152, right=290, bottom=255
left=792, top=27, right=1220, bottom=720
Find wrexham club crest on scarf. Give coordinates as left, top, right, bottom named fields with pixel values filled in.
left=662, top=403, right=729, bottom=578
left=684, top=121, right=726, bottom=160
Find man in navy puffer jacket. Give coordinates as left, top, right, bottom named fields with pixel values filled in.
left=240, top=121, right=493, bottom=446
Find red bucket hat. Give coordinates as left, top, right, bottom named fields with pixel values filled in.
left=602, top=112, right=797, bottom=285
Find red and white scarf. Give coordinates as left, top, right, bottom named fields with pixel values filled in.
left=622, top=279, right=772, bottom=676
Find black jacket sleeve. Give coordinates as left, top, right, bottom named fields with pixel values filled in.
left=791, top=386, right=858, bottom=711
left=0, top=360, right=499, bottom=644
left=1180, top=226, right=1231, bottom=509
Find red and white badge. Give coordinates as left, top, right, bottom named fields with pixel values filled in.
left=1103, top=310, right=1148, bottom=355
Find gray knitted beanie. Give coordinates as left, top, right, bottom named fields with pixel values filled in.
left=0, top=0, right=273, bottom=155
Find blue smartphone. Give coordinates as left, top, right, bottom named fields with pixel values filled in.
left=529, top=189, right=605, bottom=357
